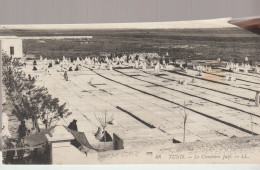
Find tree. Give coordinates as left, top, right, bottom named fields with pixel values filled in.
left=179, top=102, right=189, bottom=143
left=13, top=87, right=48, bottom=129
left=95, top=110, right=109, bottom=145
left=2, top=52, right=72, bottom=133
left=40, top=94, right=71, bottom=129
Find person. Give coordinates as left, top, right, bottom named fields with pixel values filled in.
left=142, top=61, right=147, bottom=70
left=108, top=61, right=113, bottom=70
left=64, top=71, right=68, bottom=81
left=154, top=62, right=160, bottom=74
left=68, top=119, right=78, bottom=131
left=165, top=57, right=170, bottom=66
left=68, top=119, right=81, bottom=148
left=95, top=126, right=103, bottom=140
left=255, top=91, right=260, bottom=107
left=33, top=60, right=37, bottom=65
left=135, top=55, right=139, bottom=61
left=18, top=121, right=27, bottom=142
left=135, top=60, right=139, bottom=69
left=28, top=74, right=32, bottom=81
left=69, top=67, right=73, bottom=71
left=33, top=66, right=37, bottom=71
left=148, top=58, right=152, bottom=66
left=162, top=57, right=166, bottom=68
left=75, top=65, right=79, bottom=71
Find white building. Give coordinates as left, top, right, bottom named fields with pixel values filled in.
left=0, top=36, right=23, bottom=58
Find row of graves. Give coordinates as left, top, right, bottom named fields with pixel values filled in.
left=225, top=62, right=260, bottom=74
left=29, top=53, right=167, bottom=73
left=28, top=55, right=260, bottom=86
left=28, top=53, right=220, bottom=76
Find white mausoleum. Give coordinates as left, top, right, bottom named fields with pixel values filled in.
left=0, top=36, right=23, bottom=58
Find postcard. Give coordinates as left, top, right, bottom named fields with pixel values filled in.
left=1, top=18, right=260, bottom=164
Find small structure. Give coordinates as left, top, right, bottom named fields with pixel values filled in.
left=0, top=36, right=23, bottom=58
left=45, top=122, right=93, bottom=164
left=113, top=129, right=172, bottom=150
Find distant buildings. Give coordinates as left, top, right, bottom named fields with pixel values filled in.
left=0, top=36, right=23, bottom=58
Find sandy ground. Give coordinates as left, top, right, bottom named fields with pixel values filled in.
left=21, top=61, right=260, bottom=142
left=5, top=59, right=259, bottom=163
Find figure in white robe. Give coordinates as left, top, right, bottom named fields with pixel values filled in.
left=116, top=56, right=120, bottom=64
left=135, top=60, right=139, bottom=69
left=119, top=57, right=124, bottom=65
left=107, top=61, right=113, bottom=70
left=142, top=61, right=147, bottom=70
left=139, top=62, right=143, bottom=69
left=154, top=62, right=160, bottom=74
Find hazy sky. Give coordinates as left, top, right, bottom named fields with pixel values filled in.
left=0, top=0, right=259, bottom=25
left=0, top=18, right=237, bottom=29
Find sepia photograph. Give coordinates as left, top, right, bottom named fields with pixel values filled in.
left=1, top=6, right=260, bottom=165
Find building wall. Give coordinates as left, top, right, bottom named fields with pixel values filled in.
left=1, top=39, right=23, bottom=58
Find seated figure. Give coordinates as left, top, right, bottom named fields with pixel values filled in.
left=75, top=66, right=79, bottom=71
